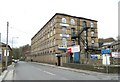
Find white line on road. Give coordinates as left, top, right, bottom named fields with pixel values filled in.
left=43, top=71, right=56, bottom=76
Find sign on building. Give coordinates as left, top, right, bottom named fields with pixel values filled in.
left=101, top=49, right=111, bottom=54
left=102, top=54, right=110, bottom=65
left=111, top=52, right=120, bottom=58
left=67, top=45, right=80, bottom=53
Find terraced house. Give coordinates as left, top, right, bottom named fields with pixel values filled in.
left=31, top=13, right=99, bottom=66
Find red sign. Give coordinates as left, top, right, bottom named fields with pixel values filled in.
left=67, top=48, right=72, bottom=53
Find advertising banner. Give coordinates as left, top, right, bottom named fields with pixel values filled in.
left=111, top=52, right=120, bottom=58
left=102, top=54, right=110, bottom=65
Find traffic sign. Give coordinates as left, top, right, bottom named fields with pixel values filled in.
left=101, top=49, right=111, bottom=54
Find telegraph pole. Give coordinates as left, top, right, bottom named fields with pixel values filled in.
left=6, top=22, right=9, bottom=69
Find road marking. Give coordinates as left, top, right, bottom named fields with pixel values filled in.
left=43, top=71, right=55, bottom=76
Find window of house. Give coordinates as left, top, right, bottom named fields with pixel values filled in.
left=48, top=33, right=49, bottom=38
left=91, top=31, right=94, bottom=36
left=62, top=27, right=66, bottom=34
left=72, top=39, right=76, bottom=46
left=84, top=31, right=86, bottom=36
left=51, top=22, right=53, bottom=26
left=91, top=39, right=95, bottom=44
left=54, top=28, right=55, bottom=34
left=54, top=19, right=56, bottom=23
left=51, top=40, right=52, bottom=46
left=62, top=38, right=67, bottom=47
left=90, top=22, right=94, bottom=27
left=54, top=39, right=56, bottom=45
left=62, top=18, right=66, bottom=23
left=71, top=19, right=75, bottom=25
left=71, top=28, right=75, bottom=36
left=82, top=21, right=87, bottom=28
left=51, top=31, right=52, bottom=36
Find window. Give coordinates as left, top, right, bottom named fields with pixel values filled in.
left=51, top=31, right=52, bottom=36
left=72, top=39, right=75, bottom=46
left=62, top=38, right=67, bottom=47
left=82, top=21, right=87, bottom=28
left=54, top=39, right=56, bottom=45
left=71, top=19, right=75, bottom=25
left=91, top=31, right=94, bottom=36
left=62, top=18, right=66, bottom=23
left=54, top=28, right=55, bottom=34
left=91, top=39, right=95, bottom=44
left=90, top=22, right=94, bottom=27
left=51, top=22, right=53, bottom=26
left=84, top=31, right=86, bottom=36
left=71, top=28, right=75, bottom=36
left=62, top=27, right=66, bottom=34
left=54, top=19, right=56, bottom=23
left=51, top=40, right=52, bottom=46
left=48, top=33, right=49, bottom=38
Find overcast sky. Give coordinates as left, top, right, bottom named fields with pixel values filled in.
left=0, top=0, right=119, bottom=48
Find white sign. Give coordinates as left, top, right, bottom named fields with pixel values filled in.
left=112, top=52, right=120, bottom=58
left=4, top=50, right=9, bottom=56
left=58, top=45, right=67, bottom=50
left=60, top=23, right=69, bottom=27
left=60, top=34, right=69, bottom=38
left=67, top=45, right=80, bottom=53
left=102, top=54, right=110, bottom=65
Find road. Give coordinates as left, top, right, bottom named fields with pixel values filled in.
left=13, top=61, right=119, bottom=80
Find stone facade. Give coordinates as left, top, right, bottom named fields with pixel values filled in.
left=31, top=13, right=98, bottom=65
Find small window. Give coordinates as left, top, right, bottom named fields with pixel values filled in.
left=51, top=31, right=52, bottom=36
left=48, top=33, right=49, bottom=38
left=91, top=31, right=94, bottom=36
left=54, top=28, right=55, bottom=34
left=62, top=18, right=66, bottom=23
left=84, top=31, right=86, bottom=36
left=51, top=41, right=52, bottom=46
left=54, top=39, right=56, bottom=45
left=92, top=40, right=95, bottom=44
left=51, top=22, right=53, bottom=26
left=71, top=19, right=75, bottom=25
left=62, top=38, right=67, bottom=47
left=83, top=21, right=87, bottom=28
left=90, top=22, right=94, bottom=27
left=54, top=19, right=56, bottom=23
left=62, top=27, right=66, bottom=34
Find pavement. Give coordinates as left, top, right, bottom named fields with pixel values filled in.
left=0, top=61, right=119, bottom=81
left=0, top=63, right=15, bottom=82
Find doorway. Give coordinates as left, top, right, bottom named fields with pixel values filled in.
left=57, top=56, right=61, bottom=66
left=70, top=53, right=73, bottom=63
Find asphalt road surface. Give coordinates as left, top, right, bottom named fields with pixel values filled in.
left=13, top=61, right=119, bottom=80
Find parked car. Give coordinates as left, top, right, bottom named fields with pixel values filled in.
left=12, top=59, right=18, bottom=63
